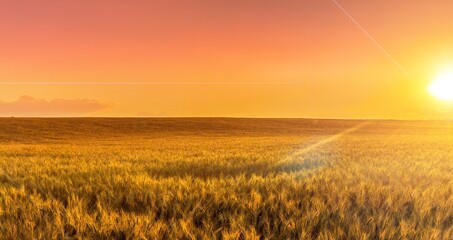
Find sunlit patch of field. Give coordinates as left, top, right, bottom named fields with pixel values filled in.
left=0, top=118, right=452, bottom=239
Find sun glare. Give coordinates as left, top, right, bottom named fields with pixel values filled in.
left=429, top=70, right=453, bottom=101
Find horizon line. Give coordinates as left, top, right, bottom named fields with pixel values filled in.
left=0, top=116, right=446, bottom=121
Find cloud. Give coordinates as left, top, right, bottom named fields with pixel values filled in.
left=0, top=96, right=113, bottom=117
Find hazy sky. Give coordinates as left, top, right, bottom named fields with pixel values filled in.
left=1, top=0, right=453, bottom=118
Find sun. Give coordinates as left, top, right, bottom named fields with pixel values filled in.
left=428, top=70, right=453, bottom=101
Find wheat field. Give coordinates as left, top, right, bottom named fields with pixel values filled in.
left=0, top=118, right=452, bottom=239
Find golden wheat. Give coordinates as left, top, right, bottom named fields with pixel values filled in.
left=0, top=118, right=452, bottom=239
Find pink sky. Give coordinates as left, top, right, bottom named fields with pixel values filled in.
left=1, top=0, right=453, bottom=118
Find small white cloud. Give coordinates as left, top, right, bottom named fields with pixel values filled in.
left=0, top=96, right=113, bottom=117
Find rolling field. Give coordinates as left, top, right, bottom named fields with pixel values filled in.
left=0, top=118, right=452, bottom=239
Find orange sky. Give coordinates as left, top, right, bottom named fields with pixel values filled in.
left=1, top=0, right=453, bottom=118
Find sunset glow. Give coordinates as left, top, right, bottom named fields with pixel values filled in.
left=2, top=2, right=453, bottom=238
left=1, top=0, right=453, bottom=118
left=429, top=70, right=453, bottom=101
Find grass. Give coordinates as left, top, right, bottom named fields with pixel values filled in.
left=0, top=118, right=452, bottom=239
